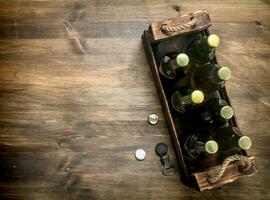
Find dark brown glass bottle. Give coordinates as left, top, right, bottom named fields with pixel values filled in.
left=215, top=126, right=252, bottom=156
left=171, top=89, right=205, bottom=113
left=190, top=63, right=231, bottom=93
left=187, top=34, right=220, bottom=64
left=184, top=135, right=218, bottom=159
left=199, top=98, right=234, bottom=128
left=159, top=53, right=190, bottom=79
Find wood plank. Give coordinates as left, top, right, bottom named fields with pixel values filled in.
left=0, top=0, right=269, bottom=24
left=0, top=22, right=269, bottom=40
left=0, top=136, right=268, bottom=199
left=193, top=157, right=257, bottom=191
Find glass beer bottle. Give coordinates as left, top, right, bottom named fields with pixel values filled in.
left=191, top=64, right=231, bottom=93
left=159, top=53, right=190, bottom=79
left=184, top=134, right=218, bottom=159
left=200, top=98, right=234, bottom=128
left=215, top=126, right=252, bottom=156
left=187, top=34, right=220, bottom=64
left=171, top=89, right=205, bottom=113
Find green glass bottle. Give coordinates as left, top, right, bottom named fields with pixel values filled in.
left=184, top=135, right=218, bottom=159
left=200, top=98, right=234, bottom=127
left=191, top=63, right=231, bottom=93
left=159, top=53, right=190, bottom=79
left=171, top=89, right=205, bottom=113
left=188, top=34, right=220, bottom=64
left=215, top=126, right=252, bottom=155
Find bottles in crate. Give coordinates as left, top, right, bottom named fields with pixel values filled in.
left=159, top=52, right=190, bottom=79
left=184, top=126, right=252, bottom=161
left=156, top=32, right=251, bottom=163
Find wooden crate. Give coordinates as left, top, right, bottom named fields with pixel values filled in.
left=141, top=10, right=257, bottom=191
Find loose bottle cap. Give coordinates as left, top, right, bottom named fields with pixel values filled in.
left=191, top=90, right=204, bottom=104
left=176, top=53, right=189, bottom=67
left=238, top=136, right=252, bottom=150
left=148, top=113, right=159, bottom=125
left=218, top=67, right=231, bottom=81
left=207, top=34, right=220, bottom=48
left=205, top=140, right=218, bottom=154
left=135, top=149, right=146, bottom=161
left=220, top=106, right=234, bottom=120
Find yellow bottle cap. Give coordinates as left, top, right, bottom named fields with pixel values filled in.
left=238, top=136, right=252, bottom=150
left=176, top=53, right=189, bottom=67
left=220, top=106, right=234, bottom=120
left=205, top=140, right=218, bottom=154
left=218, top=67, right=231, bottom=81
left=191, top=90, right=204, bottom=104
left=207, top=34, right=220, bottom=48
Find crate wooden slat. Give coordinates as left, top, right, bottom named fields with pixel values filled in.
left=142, top=30, right=190, bottom=183
left=150, top=10, right=212, bottom=42
left=193, top=157, right=257, bottom=191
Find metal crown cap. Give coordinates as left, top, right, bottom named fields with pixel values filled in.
left=176, top=53, right=189, bottom=67
left=218, top=67, right=231, bottom=81
left=205, top=140, right=218, bottom=154
left=220, top=106, right=234, bottom=120
left=238, top=136, right=252, bottom=150
left=207, top=34, right=220, bottom=48
left=191, top=90, right=204, bottom=104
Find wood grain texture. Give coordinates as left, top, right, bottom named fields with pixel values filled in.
left=0, top=0, right=269, bottom=199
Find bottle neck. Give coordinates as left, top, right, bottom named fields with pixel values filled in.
left=196, top=36, right=214, bottom=54
left=171, top=90, right=204, bottom=113
left=231, top=129, right=252, bottom=150
left=217, top=127, right=252, bottom=151
left=159, top=53, right=190, bottom=79
left=181, top=94, right=193, bottom=105
left=182, top=90, right=204, bottom=106
left=188, top=34, right=219, bottom=64
left=194, top=64, right=225, bottom=92
left=171, top=91, right=197, bottom=108
left=159, top=56, right=176, bottom=79
left=207, top=99, right=233, bottom=120
left=210, top=67, right=226, bottom=84
left=201, top=99, right=231, bottom=126
left=194, top=139, right=218, bottom=155
left=194, top=140, right=206, bottom=154
left=186, top=135, right=219, bottom=159
left=171, top=91, right=190, bottom=113
left=170, top=58, right=178, bottom=70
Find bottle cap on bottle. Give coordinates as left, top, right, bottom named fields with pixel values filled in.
left=220, top=106, right=234, bottom=120
left=238, top=136, right=252, bottom=150
left=207, top=34, right=220, bottom=48
left=176, top=53, right=189, bottom=67
left=218, top=67, right=231, bottom=81
left=191, top=90, right=204, bottom=104
left=205, top=140, right=218, bottom=154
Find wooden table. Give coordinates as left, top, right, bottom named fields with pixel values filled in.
left=0, top=0, right=269, bottom=199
